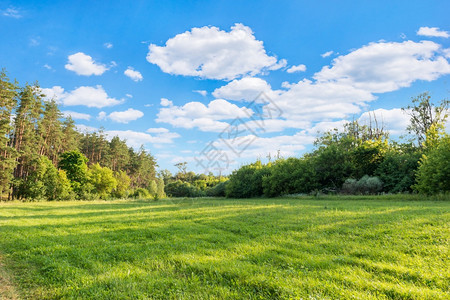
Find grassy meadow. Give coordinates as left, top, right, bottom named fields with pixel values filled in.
left=0, top=196, right=449, bottom=299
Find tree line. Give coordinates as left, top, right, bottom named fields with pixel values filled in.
left=0, top=70, right=162, bottom=201
left=1, top=69, right=448, bottom=201
left=224, top=92, right=449, bottom=198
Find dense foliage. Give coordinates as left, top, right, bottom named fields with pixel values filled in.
left=225, top=96, right=449, bottom=198
left=0, top=71, right=160, bottom=200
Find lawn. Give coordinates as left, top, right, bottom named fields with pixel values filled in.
left=0, top=197, right=448, bottom=299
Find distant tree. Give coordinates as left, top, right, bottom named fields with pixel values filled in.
left=60, top=117, right=80, bottom=154
left=158, top=169, right=173, bottom=185
left=109, top=136, right=130, bottom=172
left=148, top=180, right=157, bottom=197
left=375, top=144, right=421, bottom=193
left=20, top=156, right=73, bottom=200
left=89, top=163, right=117, bottom=199
left=113, top=170, right=131, bottom=198
left=59, top=150, right=90, bottom=197
left=402, top=92, right=449, bottom=146
left=414, top=125, right=450, bottom=194
left=11, top=84, right=44, bottom=199
left=156, top=178, right=166, bottom=199
left=128, top=146, right=156, bottom=188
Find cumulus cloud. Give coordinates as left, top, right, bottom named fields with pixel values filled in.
left=147, top=23, right=284, bottom=80
left=65, top=52, right=109, bottom=76
left=314, top=40, right=450, bottom=93
left=160, top=98, right=173, bottom=107
left=124, top=67, right=143, bottom=82
left=417, top=26, right=449, bottom=38
left=107, top=108, right=144, bottom=123
left=41, top=85, right=123, bottom=108
left=286, top=64, right=306, bottom=73
left=212, top=77, right=276, bottom=101
left=191, top=39, right=450, bottom=135
left=41, top=86, right=65, bottom=103
left=157, top=99, right=253, bottom=132
left=62, top=111, right=91, bottom=121
left=358, top=108, right=409, bottom=136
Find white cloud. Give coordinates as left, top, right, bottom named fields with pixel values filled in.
left=97, top=111, right=107, bottom=120
left=286, top=64, right=306, bottom=73
left=126, top=94, right=133, bottom=98
left=193, top=90, right=207, bottom=96
left=124, top=67, right=143, bottom=82
left=183, top=39, right=450, bottom=136
left=62, top=111, right=91, bottom=121
left=147, top=23, right=284, bottom=80
left=43, top=64, right=52, bottom=70
left=1, top=7, right=21, bottom=18
left=321, top=51, right=334, bottom=58
left=107, top=108, right=144, bottom=123
left=160, top=98, right=173, bottom=107
left=417, top=26, right=449, bottom=38
left=75, top=125, right=180, bottom=147
left=358, top=108, right=409, bottom=136
left=314, top=40, right=450, bottom=93
left=147, top=127, right=170, bottom=134
left=65, top=52, right=108, bottom=76
left=41, top=86, right=65, bottom=103
left=104, top=42, right=113, bottom=49
left=41, top=85, right=123, bottom=108
left=156, top=99, right=253, bottom=132
left=443, top=48, right=450, bottom=58
left=212, top=77, right=276, bottom=101
left=105, top=130, right=180, bottom=147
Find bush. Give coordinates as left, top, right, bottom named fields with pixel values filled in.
left=341, top=175, right=383, bottom=195
left=132, top=188, right=151, bottom=199
left=414, top=135, right=450, bottom=194
left=20, top=157, right=74, bottom=200
left=225, top=161, right=270, bottom=198
left=89, top=163, right=117, bottom=199
left=262, top=157, right=318, bottom=197
left=375, top=147, right=421, bottom=193
left=165, top=180, right=205, bottom=197
left=113, top=170, right=131, bottom=198
left=206, top=181, right=228, bottom=197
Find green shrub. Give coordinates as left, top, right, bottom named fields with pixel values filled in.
left=225, top=161, right=270, bottom=198
left=165, top=180, right=205, bottom=197
left=414, top=135, right=450, bottom=194
left=342, top=175, right=383, bottom=195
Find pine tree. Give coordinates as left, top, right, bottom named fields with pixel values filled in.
left=38, top=100, right=63, bottom=165
left=0, top=70, right=18, bottom=199
left=11, top=84, right=43, bottom=199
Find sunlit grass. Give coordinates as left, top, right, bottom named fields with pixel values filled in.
left=0, top=197, right=449, bottom=299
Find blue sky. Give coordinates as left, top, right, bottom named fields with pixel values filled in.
left=1, top=0, right=449, bottom=174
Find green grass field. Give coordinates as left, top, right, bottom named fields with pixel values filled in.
left=0, top=197, right=449, bottom=299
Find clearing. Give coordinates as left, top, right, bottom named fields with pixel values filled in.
left=0, top=197, right=448, bottom=299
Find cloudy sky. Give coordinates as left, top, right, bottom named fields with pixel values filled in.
left=1, top=0, right=449, bottom=174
